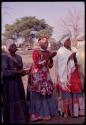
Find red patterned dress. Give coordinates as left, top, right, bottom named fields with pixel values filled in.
left=30, top=49, right=54, bottom=95
left=28, top=49, right=57, bottom=121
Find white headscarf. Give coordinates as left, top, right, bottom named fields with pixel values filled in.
left=60, top=33, right=71, bottom=45
left=6, top=39, right=15, bottom=50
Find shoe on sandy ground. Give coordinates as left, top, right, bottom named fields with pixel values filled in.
left=42, top=116, right=51, bottom=121
left=64, top=113, right=69, bottom=118
left=29, top=114, right=42, bottom=122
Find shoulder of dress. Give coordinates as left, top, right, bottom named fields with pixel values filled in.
left=2, top=53, right=8, bottom=57
left=33, top=49, right=40, bottom=53
left=57, top=47, right=64, bottom=54
left=32, top=49, right=40, bottom=57
left=2, top=53, right=9, bottom=61
left=15, top=54, right=22, bottom=58
left=15, top=54, right=22, bottom=61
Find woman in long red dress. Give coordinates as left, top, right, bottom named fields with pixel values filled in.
left=28, top=37, right=58, bottom=121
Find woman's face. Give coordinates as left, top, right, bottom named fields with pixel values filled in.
left=64, top=38, right=71, bottom=49
left=39, top=38, right=48, bottom=50
left=9, top=44, right=17, bottom=53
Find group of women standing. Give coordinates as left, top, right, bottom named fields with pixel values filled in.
left=1, top=35, right=85, bottom=123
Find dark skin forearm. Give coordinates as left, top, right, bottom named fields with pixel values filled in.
left=47, top=58, right=53, bottom=68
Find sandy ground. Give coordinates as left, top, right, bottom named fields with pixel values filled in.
left=29, top=116, right=85, bottom=124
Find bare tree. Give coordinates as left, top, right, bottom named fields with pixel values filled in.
left=59, top=9, right=84, bottom=40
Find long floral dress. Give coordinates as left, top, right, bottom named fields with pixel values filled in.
left=28, top=49, right=58, bottom=121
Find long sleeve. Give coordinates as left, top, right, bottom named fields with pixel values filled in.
left=33, top=50, right=46, bottom=68
left=16, top=55, right=26, bottom=76
left=16, top=55, right=23, bottom=69
left=2, top=54, right=18, bottom=77
left=71, top=47, right=80, bottom=64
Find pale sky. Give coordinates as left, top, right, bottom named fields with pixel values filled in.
left=2, top=2, right=85, bottom=40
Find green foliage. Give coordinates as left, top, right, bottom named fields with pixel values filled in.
left=3, top=16, right=53, bottom=44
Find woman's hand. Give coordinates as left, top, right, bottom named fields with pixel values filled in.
left=17, top=68, right=31, bottom=75
left=17, top=69, right=26, bottom=75
left=47, top=58, right=53, bottom=68
left=24, top=68, right=32, bottom=74
left=45, top=51, right=57, bottom=62
left=50, top=51, right=57, bottom=58
left=68, top=52, right=76, bottom=61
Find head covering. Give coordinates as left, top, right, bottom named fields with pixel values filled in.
left=6, top=39, right=15, bottom=50
left=60, top=33, right=71, bottom=45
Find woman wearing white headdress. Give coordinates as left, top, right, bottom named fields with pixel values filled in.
left=1, top=39, right=30, bottom=123
left=55, top=33, right=84, bottom=118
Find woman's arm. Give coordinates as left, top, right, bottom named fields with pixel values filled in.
left=47, top=58, right=53, bottom=68
left=2, top=56, right=18, bottom=77
left=33, top=50, right=46, bottom=68
left=2, top=54, right=24, bottom=77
